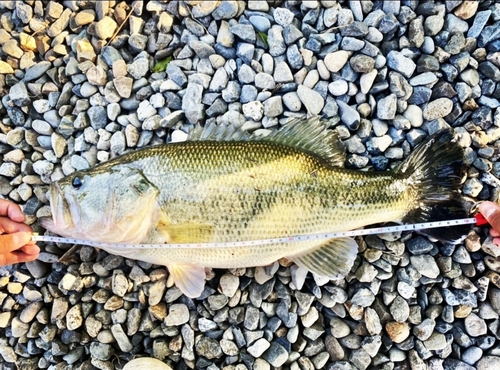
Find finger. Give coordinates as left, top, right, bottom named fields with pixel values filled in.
left=0, top=218, right=33, bottom=234
left=493, top=237, right=500, bottom=247
left=0, top=200, right=25, bottom=222
left=20, top=243, right=40, bottom=255
left=0, top=232, right=34, bottom=254
left=0, top=250, right=39, bottom=266
left=479, top=202, right=500, bottom=231
left=491, top=229, right=500, bottom=237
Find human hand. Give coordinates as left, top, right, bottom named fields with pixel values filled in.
left=0, top=199, right=39, bottom=266
left=478, top=201, right=500, bottom=246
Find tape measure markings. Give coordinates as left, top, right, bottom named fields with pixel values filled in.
left=31, top=217, right=479, bottom=250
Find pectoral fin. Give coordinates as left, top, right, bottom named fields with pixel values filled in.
left=168, top=264, right=206, bottom=298
left=290, top=237, right=358, bottom=279
left=156, top=222, right=215, bottom=243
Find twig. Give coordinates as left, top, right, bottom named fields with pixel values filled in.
left=20, top=23, right=49, bottom=52
left=325, top=23, right=350, bottom=33
left=105, top=2, right=139, bottom=47
left=181, top=0, right=209, bottom=34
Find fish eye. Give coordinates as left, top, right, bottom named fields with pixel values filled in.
left=72, top=176, right=83, bottom=189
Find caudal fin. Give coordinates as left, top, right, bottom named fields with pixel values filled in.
left=395, top=129, right=468, bottom=244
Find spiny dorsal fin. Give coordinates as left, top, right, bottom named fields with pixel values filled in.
left=188, top=120, right=251, bottom=141
left=188, top=116, right=346, bottom=168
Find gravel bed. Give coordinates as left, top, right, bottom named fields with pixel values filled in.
left=1, top=0, right=500, bottom=369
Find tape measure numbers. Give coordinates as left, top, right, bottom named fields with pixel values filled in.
left=32, top=217, right=480, bottom=250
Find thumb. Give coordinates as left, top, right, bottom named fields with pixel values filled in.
left=479, top=202, right=500, bottom=230
left=0, top=232, right=33, bottom=254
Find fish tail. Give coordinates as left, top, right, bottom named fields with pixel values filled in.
left=395, top=129, right=469, bottom=244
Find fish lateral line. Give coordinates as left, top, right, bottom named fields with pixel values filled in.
left=32, top=217, right=479, bottom=250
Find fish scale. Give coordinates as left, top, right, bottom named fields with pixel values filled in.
left=166, top=144, right=398, bottom=243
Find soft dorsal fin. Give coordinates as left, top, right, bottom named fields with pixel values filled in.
left=188, top=116, right=346, bottom=168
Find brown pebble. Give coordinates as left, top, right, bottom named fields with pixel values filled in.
left=454, top=305, right=472, bottom=318
left=19, top=33, right=36, bottom=52
left=104, top=295, right=124, bottom=311
left=149, top=303, right=167, bottom=320
left=385, top=321, right=410, bottom=343
left=112, top=59, right=128, bottom=78
left=463, top=98, right=479, bottom=111
left=74, top=9, right=96, bottom=26
left=486, top=271, right=500, bottom=289
left=454, top=1, right=479, bottom=20
left=0, top=60, right=14, bottom=74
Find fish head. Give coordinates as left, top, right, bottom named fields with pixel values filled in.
left=40, top=165, right=161, bottom=244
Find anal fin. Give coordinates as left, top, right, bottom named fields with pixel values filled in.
left=290, top=238, right=358, bottom=279
left=168, top=264, right=206, bottom=298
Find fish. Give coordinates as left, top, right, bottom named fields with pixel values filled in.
left=39, top=116, right=469, bottom=297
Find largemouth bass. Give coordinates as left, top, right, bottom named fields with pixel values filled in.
left=40, top=117, right=468, bottom=297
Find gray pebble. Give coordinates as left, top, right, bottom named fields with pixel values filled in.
left=24, top=61, right=52, bottom=81
left=230, top=24, right=256, bottom=44
left=297, top=85, right=324, bottom=115
left=410, top=254, right=440, bottom=278
left=377, top=93, right=397, bottom=120
left=328, top=79, right=348, bottom=96
left=247, top=338, right=270, bottom=357
left=423, top=98, right=453, bottom=120
left=349, top=348, right=371, bottom=370
left=468, top=10, right=491, bottom=38
left=476, top=356, right=500, bottom=370
left=387, top=50, right=417, bottom=78
left=212, top=0, right=239, bottom=20
left=350, top=287, right=375, bottom=307
left=222, top=80, right=241, bottom=102
left=464, top=312, right=487, bottom=337
left=9, top=82, right=30, bottom=107
left=273, top=8, right=294, bottom=27
left=462, top=346, right=483, bottom=365
left=462, top=178, right=483, bottom=197
left=324, top=51, right=349, bottom=73
left=263, top=341, right=288, bottom=367
left=287, top=44, right=303, bottom=69
left=337, top=100, right=360, bottom=130
left=390, top=296, right=410, bottom=323
left=127, top=58, right=150, bottom=79
left=195, top=337, right=223, bottom=359
left=189, top=39, right=215, bottom=58
left=182, top=83, right=204, bottom=124
left=249, top=15, right=271, bottom=33
left=111, top=324, right=133, bottom=352
left=90, top=342, right=114, bottom=361
left=274, top=61, right=293, bottom=83
left=88, top=106, right=108, bottom=130
left=255, top=72, right=275, bottom=90
left=164, top=304, right=189, bottom=326
left=268, top=25, right=286, bottom=57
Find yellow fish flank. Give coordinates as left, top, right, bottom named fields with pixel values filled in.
left=40, top=117, right=468, bottom=297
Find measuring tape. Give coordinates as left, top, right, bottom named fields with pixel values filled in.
left=31, top=216, right=487, bottom=250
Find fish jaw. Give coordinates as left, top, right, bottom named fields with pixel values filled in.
left=41, top=183, right=78, bottom=236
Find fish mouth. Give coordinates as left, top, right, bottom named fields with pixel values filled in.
left=42, top=183, right=80, bottom=233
